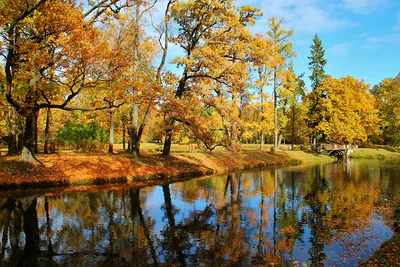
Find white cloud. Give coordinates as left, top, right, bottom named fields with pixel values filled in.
left=362, top=33, right=400, bottom=49
left=242, top=0, right=352, bottom=34
left=342, top=0, right=391, bottom=13
left=328, top=43, right=351, bottom=56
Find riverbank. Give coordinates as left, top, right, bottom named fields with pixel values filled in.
left=350, top=148, right=400, bottom=159
left=0, top=150, right=335, bottom=189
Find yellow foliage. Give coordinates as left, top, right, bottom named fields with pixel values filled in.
left=308, top=76, right=381, bottom=144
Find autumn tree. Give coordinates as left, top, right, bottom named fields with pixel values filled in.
left=371, top=73, right=400, bottom=146
left=162, top=0, right=262, bottom=155
left=0, top=0, right=133, bottom=162
left=267, top=17, right=296, bottom=150
left=130, top=0, right=158, bottom=156
left=277, top=62, right=307, bottom=149
left=307, top=76, right=380, bottom=145
left=249, top=33, right=282, bottom=149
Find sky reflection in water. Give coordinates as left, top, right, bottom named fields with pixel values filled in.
left=0, top=159, right=399, bottom=266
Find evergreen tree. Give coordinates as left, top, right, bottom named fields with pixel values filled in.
left=307, top=34, right=327, bottom=151
left=308, top=34, right=327, bottom=91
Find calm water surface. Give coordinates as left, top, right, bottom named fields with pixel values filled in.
left=0, top=159, right=399, bottom=266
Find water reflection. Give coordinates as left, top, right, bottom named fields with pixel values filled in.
left=0, top=159, right=398, bottom=266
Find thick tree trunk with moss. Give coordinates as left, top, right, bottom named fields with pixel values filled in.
left=21, top=109, right=43, bottom=166
left=24, top=109, right=38, bottom=155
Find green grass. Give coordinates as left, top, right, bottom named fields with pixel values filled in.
left=279, top=150, right=336, bottom=164
left=122, top=143, right=275, bottom=153
left=350, top=148, right=400, bottom=159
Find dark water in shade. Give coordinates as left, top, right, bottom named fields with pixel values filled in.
left=0, top=159, right=399, bottom=266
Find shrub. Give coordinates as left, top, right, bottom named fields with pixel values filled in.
left=56, top=122, right=108, bottom=152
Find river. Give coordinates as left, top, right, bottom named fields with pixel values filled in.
left=0, top=159, right=399, bottom=266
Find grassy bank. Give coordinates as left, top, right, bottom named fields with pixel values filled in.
left=280, top=150, right=336, bottom=164
left=0, top=148, right=336, bottom=189
left=0, top=151, right=277, bottom=189
left=350, top=148, right=400, bottom=159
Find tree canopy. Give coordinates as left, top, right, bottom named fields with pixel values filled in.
left=0, top=0, right=399, bottom=161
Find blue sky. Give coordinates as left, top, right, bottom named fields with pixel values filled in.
left=237, top=0, right=400, bottom=91
left=154, top=0, right=400, bottom=93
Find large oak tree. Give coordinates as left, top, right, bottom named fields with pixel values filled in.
left=1, top=0, right=133, bottom=162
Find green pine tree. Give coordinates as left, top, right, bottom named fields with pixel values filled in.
left=308, top=34, right=327, bottom=91
left=307, top=34, right=328, bottom=152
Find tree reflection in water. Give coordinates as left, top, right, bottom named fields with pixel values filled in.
left=0, top=159, right=398, bottom=266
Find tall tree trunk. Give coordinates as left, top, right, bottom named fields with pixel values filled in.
left=131, top=3, right=140, bottom=157
left=108, top=108, right=115, bottom=154
left=260, top=132, right=264, bottom=150
left=34, top=113, right=38, bottom=154
left=259, top=71, right=264, bottom=150
left=23, top=109, right=38, bottom=154
left=4, top=106, right=18, bottom=155
left=277, top=133, right=283, bottom=149
left=273, top=70, right=278, bottom=150
left=122, top=121, right=126, bottom=150
left=162, top=127, right=173, bottom=156
left=44, top=108, right=51, bottom=154
left=22, top=109, right=43, bottom=166
left=5, top=25, right=18, bottom=156
left=127, top=127, right=132, bottom=152
left=18, top=132, right=24, bottom=153
left=131, top=90, right=140, bottom=156
left=137, top=104, right=151, bottom=146
left=291, top=104, right=295, bottom=150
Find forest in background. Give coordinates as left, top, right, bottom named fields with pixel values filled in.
left=1, top=0, right=400, bottom=162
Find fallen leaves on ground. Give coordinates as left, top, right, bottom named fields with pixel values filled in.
left=0, top=150, right=289, bottom=189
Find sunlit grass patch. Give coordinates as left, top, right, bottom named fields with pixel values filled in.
left=350, top=148, right=400, bottom=159
left=279, top=150, right=336, bottom=164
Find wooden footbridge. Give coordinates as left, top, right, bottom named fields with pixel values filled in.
left=323, top=144, right=358, bottom=158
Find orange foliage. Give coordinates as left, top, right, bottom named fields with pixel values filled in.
left=0, top=151, right=290, bottom=188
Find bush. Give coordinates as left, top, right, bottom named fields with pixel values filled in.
left=270, top=146, right=276, bottom=154
left=57, top=122, right=108, bottom=152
